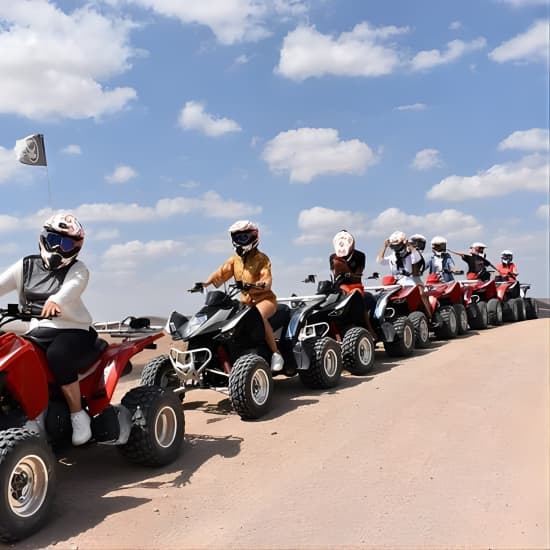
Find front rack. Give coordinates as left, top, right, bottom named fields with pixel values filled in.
left=94, top=317, right=164, bottom=339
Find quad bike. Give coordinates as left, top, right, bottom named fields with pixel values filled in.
left=457, top=274, right=500, bottom=330
left=0, top=306, right=184, bottom=543
left=494, top=274, right=538, bottom=322
left=298, top=273, right=376, bottom=375
left=140, top=282, right=342, bottom=421
left=424, top=272, right=469, bottom=337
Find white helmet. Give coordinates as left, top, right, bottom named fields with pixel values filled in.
left=388, top=231, right=407, bottom=253
left=39, top=212, right=85, bottom=270
left=228, top=220, right=259, bottom=256
left=470, top=241, right=487, bottom=256
left=409, top=233, right=426, bottom=252
left=500, top=249, right=513, bottom=264
left=431, top=235, right=447, bottom=254
left=333, top=230, right=355, bottom=258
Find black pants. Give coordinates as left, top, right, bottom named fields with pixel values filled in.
left=26, top=327, right=98, bottom=385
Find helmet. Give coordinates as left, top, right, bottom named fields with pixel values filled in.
left=500, top=249, right=513, bottom=264
left=333, top=230, right=355, bottom=258
left=431, top=235, right=447, bottom=254
left=228, top=219, right=259, bottom=256
left=39, top=212, right=84, bottom=270
left=409, top=234, right=426, bottom=252
left=470, top=241, right=487, bottom=256
left=388, top=231, right=407, bottom=253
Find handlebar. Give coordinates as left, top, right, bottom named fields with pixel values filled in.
left=188, top=282, right=205, bottom=293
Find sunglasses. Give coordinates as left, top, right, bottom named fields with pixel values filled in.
left=43, top=231, right=79, bottom=252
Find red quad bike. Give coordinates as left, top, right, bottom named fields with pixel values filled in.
left=457, top=273, right=501, bottom=329
left=494, top=275, right=538, bottom=322
left=424, top=272, right=470, bottom=337
left=0, top=306, right=185, bottom=543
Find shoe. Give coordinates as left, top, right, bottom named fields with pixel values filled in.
left=271, top=352, right=284, bottom=373
left=71, top=410, right=92, bottom=446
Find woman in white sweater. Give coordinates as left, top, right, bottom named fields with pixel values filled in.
left=0, top=213, right=95, bottom=445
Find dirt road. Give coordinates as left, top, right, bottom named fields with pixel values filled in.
left=20, top=318, right=550, bottom=550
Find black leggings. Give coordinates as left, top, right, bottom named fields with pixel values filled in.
left=26, top=327, right=97, bottom=385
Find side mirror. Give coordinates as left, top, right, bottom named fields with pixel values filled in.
left=302, top=274, right=316, bottom=284
left=367, top=272, right=379, bottom=280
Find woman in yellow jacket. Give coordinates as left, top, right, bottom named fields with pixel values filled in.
left=202, top=220, right=284, bottom=372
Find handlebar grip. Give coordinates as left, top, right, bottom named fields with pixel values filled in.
left=188, top=282, right=205, bottom=293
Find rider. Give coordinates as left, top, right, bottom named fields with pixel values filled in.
left=0, top=213, right=95, bottom=445
left=496, top=250, right=518, bottom=280
left=427, top=236, right=461, bottom=282
left=408, top=234, right=427, bottom=284
left=329, top=230, right=377, bottom=339
left=202, top=220, right=284, bottom=373
left=449, top=242, right=496, bottom=282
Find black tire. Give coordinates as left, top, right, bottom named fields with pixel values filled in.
left=514, top=298, right=526, bottom=321
left=408, top=311, right=430, bottom=348
left=469, top=301, right=488, bottom=330
left=229, top=354, right=273, bottom=420
left=435, top=306, right=458, bottom=339
left=487, top=298, right=503, bottom=326
left=118, top=386, right=184, bottom=466
left=525, top=298, right=539, bottom=319
left=299, top=337, right=343, bottom=389
left=342, top=327, right=375, bottom=375
left=453, top=303, right=469, bottom=335
left=384, top=316, right=415, bottom=357
left=0, top=428, right=56, bottom=543
left=141, top=354, right=184, bottom=400
left=502, top=299, right=519, bottom=322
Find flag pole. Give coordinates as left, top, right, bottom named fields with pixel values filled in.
left=45, top=166, right=53, bottom=210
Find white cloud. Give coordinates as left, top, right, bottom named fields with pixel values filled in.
left=0, top=2, right=138, bottom=120
left=412, top=148, right=443, bottom=171
left=499, top=0, right=549, bottom=6
left=449, top=21, right=462, bottom=30
left=410, top=38, right=487, bottom=71
left=262, top=127, right=377, bottom=183
left=0, top=146, right=21, bottom=183
left=427, top=154, right=549, bottom=201
left=498, top=128, right=549, bottom=151
left=105, top=164, right=137, bottom=184
left=276, top=22, right=409, bottom=80
left=178, top=100, right=241, bottom=137
left=89, top=228, right=120, bottom=241
left=536, top=203, right=549, bottom=220
left=295, top=206, right=369, bottom=245
left=103, top=239, right=190, bottom=270
left=396, top=103, right=427, bottom=111
left=61, top=144, right=82, bottom=155
left=234, top=54, right=250, bottom=65
left=489, top=20, right=549, bottom=63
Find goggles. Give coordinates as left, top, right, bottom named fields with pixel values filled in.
left=231, top=230, right=255, bottom=246
left=43, top=231, right=79, bottom=252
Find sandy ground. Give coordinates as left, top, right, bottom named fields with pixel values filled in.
left=12, top=313, right=550, bottom=550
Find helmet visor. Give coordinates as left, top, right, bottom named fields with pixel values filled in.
left=231, top=230, right=255, bottom=246
left=390, top=242, right=405, bottom=252
left=43, top=231, right=79, bottom=253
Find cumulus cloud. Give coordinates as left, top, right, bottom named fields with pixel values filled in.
left=0, top=1, right=138, bottom=120
left=276, top=22, right=409, bottom=80
left=489, top=20, right=549, bottom=63
left=396, top=103, right=427, bottom=111
left=449, top=21, right=462, bottom=30
left=61, top=144, right=82, bottom=155
left=412, top=148, right=443, bottom=171
left=178, top=100, right=241, bottom=137
left=103, top=239, right=190, bottom=270
left=536, top=203, right=549, bottom=220
left=498, top=128, right=549, bottom=151
left=426, top=154, right=549, bottom=201
left=0, top=146, right=22, bottom=183
left=105, top=164, right=137, bottom=184
left=262, top=127, right=377, bottom=183
left=410, top=38, right=487, bottom=71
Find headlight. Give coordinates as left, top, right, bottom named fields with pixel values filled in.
left=181, top=314, right=207, bottom=338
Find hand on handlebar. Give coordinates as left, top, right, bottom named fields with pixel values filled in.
left=42, top=300, right=61, bottom=318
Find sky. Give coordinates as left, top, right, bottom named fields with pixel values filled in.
left=0, top=0, right=549, bottom=321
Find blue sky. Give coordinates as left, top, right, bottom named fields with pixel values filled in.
left=0, top=0, right=548, bottom=320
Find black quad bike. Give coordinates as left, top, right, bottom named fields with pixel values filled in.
left=0, top=306, right=184, bottom=543
left=140, top=282, right=343, bottom=421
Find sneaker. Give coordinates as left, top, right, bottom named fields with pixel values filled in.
left=271, top=352, right=284, bottom=373
left=71, top=410, right=92, bottom=446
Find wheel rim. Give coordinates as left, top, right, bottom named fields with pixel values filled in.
left=154, top=406, right=178, bottom=449
left=403, top=325, right=413, bottom=348
left=323, top=348, right=339, bottom=377
left=358, top=336, right=373, bottom=366
left=250, top=368, right=270, bottom=406
left=8, top=454, right=49, bottom=518
left=419, top=318, right=429, bottom=342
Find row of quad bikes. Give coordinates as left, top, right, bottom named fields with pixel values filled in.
left=0, top=272, right=540, bottom=541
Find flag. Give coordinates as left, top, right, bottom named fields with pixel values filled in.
left=15, top=134, right=47, bottom=166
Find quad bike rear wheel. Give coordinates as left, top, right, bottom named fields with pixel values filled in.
left=434, top=306, right=458, bottom=339
left=0, top=428, right=56, bottom=543
left=383, top=316, right=415, bottom=357
left=341, top=327, right=375, bottom=375
left=502, top=299, right=519, bottom=322
left=408, top=311, right=430, bottom=348
left=525, top=298, right=539, bottom=319
left=487, top=298, right=503, bottom=326
left=119, top=386, right=184, bottom=466
left=453, top=303, right=469, bottom=334
left=514, top=298, right=526, bottom=321
left=141, top=354, right=184, bottom=400
left=299, top=337, right=342, bottom=389
left=229, top=354, right=273, bottom=420
left=468, top=301, right=488, bottom=330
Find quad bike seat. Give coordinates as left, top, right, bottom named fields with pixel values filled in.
left=77, top=338, right=109, bottom=381
left=426, top=273, right=441, bottom=285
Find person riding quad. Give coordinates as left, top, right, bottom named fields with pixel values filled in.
left=495, top=249, right=520, bottom=297
left=408, top=234, right=427, bottom=284
left=449, top=242, right=496, bottom=282
left=0, top=213, right=96, bottom=445
left=202, top=220, right=284, bottom=372
left=329, top=230, right=377, bottom=339
left=427, top=236, right=462, bottom=282
left=377, top=231, right=433, bottom=317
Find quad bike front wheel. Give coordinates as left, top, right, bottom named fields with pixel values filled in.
left=453, top=304, right=469, bottom=334
left=435, top=306, right=459, bottom=340
left=468, top=301, right=488, bottom=330
left=514, top=298, right=526, bottom=321
left=229, top=354, right=273, bottom=420
left=408, top=311, right=430, bottom=348
left=487, top=298, right=503, bottom=326
left=383, top=316, right=415, bottom=357
left=502, top=299, right=519, bottom=323
left=141, top=354, right=184, bottom=400
left=0, top=428, right=56, bottom=543
left=341, top=327, right=375, bottom=375
left=299, top=337, right=342, bottom=389
left=119, top=386, right=184, bottom=466
left=525, top=298, right=539, bottom=319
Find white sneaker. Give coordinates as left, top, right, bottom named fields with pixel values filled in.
left=271, top=352, right=284, bottom=373
left=71, top=410, right=92, bottom=446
